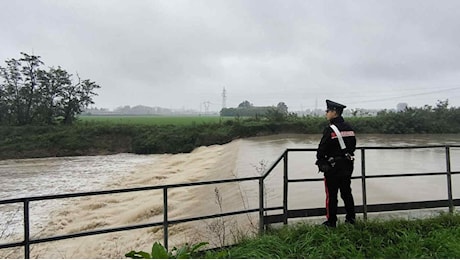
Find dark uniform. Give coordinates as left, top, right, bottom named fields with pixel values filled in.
left=316, top=100, right=356, bottom=227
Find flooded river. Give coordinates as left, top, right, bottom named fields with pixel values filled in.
left=1, top=134, right=459, bottom=258
left=236, top=134, right=460, bottom=210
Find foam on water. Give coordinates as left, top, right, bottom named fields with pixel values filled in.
left=1, top=134, right=459, bottom=258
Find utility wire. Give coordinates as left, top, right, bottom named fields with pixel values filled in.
left=347, top=86, right=460, bottom=105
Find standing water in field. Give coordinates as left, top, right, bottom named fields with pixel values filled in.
left=1, top=134, right=460, bottom=258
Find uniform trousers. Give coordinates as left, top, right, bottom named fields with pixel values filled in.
left=324, top=161, right=355, bottom=224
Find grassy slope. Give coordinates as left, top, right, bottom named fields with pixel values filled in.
left=205, top=213, right=460, bottom=258
left=0, top=117, right=319, bottom=160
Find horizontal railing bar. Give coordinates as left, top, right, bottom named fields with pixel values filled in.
left=0, top=242, right=24, bottom=250
left=288, top=176, right=373, bottom=182
left=0, top=186, right=164, bottom=204
left=166, top=176, right=261, bottom=188
left=286, top=145, right=456, bottom=152
left=288, top=176, right=366, bottom=182
left=30, top=222, right=166, bottom=245
left=364, top=171, right=448, bottom=179
left=285, top=148, right=317, bottom=152
left=0, top=221, right=164, bottom=250
left=288, top=171, right=455, bottom=183
left=265, top=199, right=460, bottom=225
left=0, top=176, right=261, bottom=205
left=357, top=145, right=448, bottom=150
left=288, top=177, right=323, bottom=183
left=363, top=199, right=460, bottom=212
left=169, top=206, right=283, bottom=226
left=169, top=208, right=260, bottom=225
left=263, top=206, right=284, bottom=212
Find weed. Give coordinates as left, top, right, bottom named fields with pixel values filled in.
left=125, top=241, right=208, bottom=259
left=202, top=187, right=235, bottom=248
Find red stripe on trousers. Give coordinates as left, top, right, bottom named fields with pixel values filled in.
left=324, top=177, right=329, bottom=220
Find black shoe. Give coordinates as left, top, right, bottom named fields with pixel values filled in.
left=322, top=220, right=336, bottom=228
left=345, top=218, right=356, bottom=225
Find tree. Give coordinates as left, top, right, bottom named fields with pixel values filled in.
left=0, top=52, right=100, bottom=125
left=276, top=102, right=288, bottom=115
left=0, top=83, right=8, bottom=123
left=0, top=57, right=25, bottom=125
left=36, top=66, right=70, bottom=124
left=238, top=100, right=253, bottom=108
left=265, top=107, right=286, bottom=121
left=20, top=53, right=43, bottom=124
left=59, top=76, right=100, bottom=124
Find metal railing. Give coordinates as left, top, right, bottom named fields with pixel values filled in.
left=265, top=145, right=460, bottom=224
left=0, top=145, right=459, bottom=258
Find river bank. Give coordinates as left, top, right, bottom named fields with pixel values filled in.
left=2, top=106, right=460, bottom=160
left=0, top=121, right=311, bottom=160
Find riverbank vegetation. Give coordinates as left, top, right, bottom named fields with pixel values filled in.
left=1, top=100, right=459, bottom=160
left=124, top=213, right=460, bottom=258
left=199, top=213, right=460, bottom=258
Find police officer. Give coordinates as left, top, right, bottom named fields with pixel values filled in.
left=316, top=100, right=356, bottom=227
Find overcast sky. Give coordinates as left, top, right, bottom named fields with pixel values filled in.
left=2, top=0, right=460, bottom=112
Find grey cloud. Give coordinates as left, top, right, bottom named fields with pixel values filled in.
left=1, top=0, right=460, bottom=110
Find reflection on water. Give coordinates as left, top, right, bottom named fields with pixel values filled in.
left=1, top=134, right=460, bottom=247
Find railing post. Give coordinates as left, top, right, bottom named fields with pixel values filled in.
left=258, top=177, right=265, bottom=235
left=445, top=146, right=454, bottom=213
left=360, top=148, right=368, bottom=221
left=283, top=151, right=288, bottom=225
left=163, top=187, right=169, bottom=250
left=24, top=199, right=30, bottom=259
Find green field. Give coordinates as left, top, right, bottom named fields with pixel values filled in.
left=78, top=115, right=231, bottom=125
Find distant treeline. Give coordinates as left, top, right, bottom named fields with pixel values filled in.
left=220, top=106, right=274, bottom=117
left=1, top=100, right=459, bottom=159
left=220, top=100, right=290, bottom=117
left=348, top=100, right=459, bottom=134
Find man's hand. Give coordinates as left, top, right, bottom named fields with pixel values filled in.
left=318, top=164, right=332, bottom=173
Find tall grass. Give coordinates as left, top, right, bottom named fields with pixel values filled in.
left=204, top=213, right=460, bottom=258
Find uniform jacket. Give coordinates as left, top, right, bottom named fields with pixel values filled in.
left=316, top=116, right=356, bottom=166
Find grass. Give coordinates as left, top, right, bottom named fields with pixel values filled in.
left=78, top=115, right=231, bottom=126
left=0, top=116, right=317, bottom=159
left=204, top=213, right=460, bottom=258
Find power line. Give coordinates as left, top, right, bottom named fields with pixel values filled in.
left=347, top=86, right=460, bottom=105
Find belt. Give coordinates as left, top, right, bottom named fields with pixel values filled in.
left=329, top=155, right=354, bottom=162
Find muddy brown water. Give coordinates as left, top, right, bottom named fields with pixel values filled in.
left=1, top=134, right=459, bottom=258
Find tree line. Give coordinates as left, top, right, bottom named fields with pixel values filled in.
left=220, top=100, right=290, bottom=118
left=348, top=100, right=460, bottom=134
left=0, top=52, right=100, bottom=125
left=1, top=100, right=459, bottom=160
